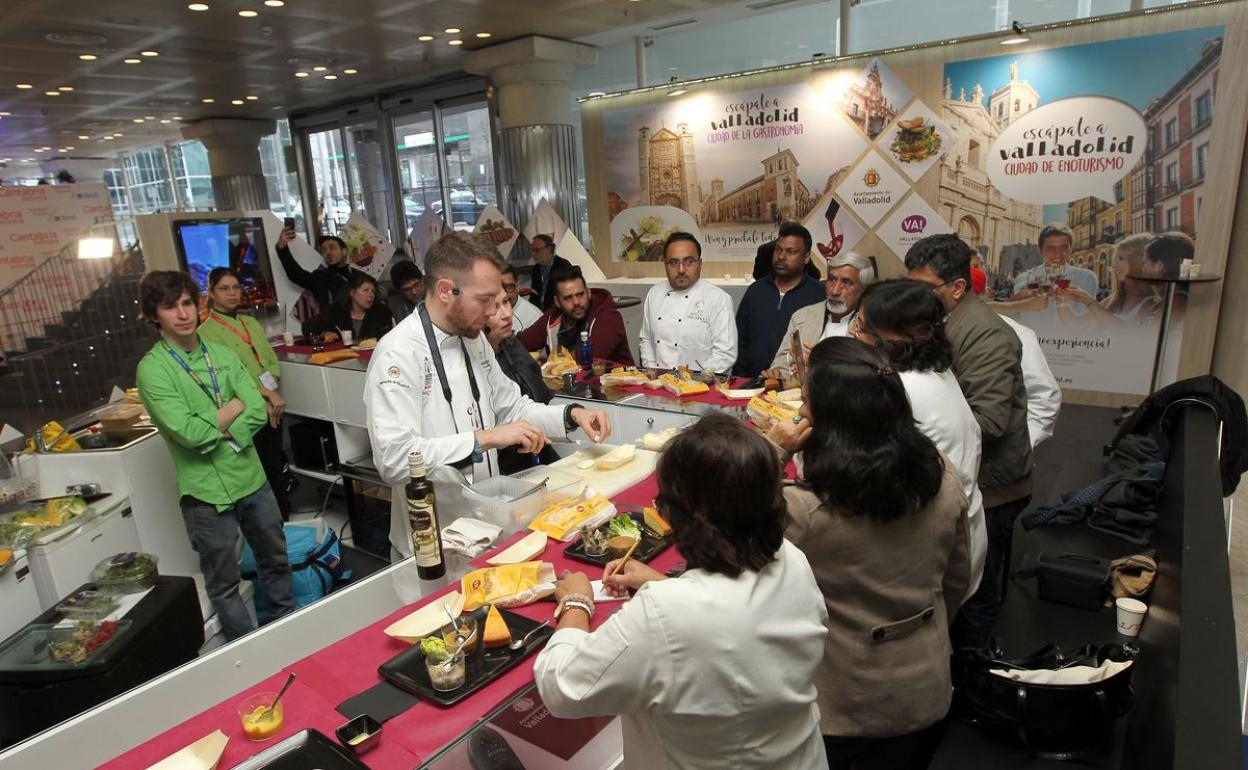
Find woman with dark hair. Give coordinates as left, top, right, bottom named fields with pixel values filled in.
left=766, top=337, right=970, bottom=770
left=535, top=413, right=829, bottom=769
left=302, top=270, right=394, bottom=343
left=483, top=289, right=560, bottom=474
left=851, top=279, right=986, bottom=604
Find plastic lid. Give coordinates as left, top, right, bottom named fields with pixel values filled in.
left=408, top=451, right=425, bottom=476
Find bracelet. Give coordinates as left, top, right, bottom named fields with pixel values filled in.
left=557, top=600, right=594, bottom=621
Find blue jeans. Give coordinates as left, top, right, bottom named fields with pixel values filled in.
left=950, top=495, right=1031, bottom=650
left=180, top=483, right=295, bottom=641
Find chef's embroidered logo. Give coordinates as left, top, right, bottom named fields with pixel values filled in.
left=387, top=366, right=400, bottom=379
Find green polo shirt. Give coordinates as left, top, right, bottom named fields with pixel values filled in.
left=196, top=310, right=281, bottom=390
left=136, top=336, right=268, bottom=510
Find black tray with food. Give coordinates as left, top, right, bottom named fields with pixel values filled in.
left=563, top=510, right=673, bottom=568
left=378, top=606, right=553, bottom=707
left=226, top=728, right=370, bottom=770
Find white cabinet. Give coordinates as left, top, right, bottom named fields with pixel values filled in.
left=279, top=362, right=331, bottom=420
left=324, top=366, right=367, bottom=428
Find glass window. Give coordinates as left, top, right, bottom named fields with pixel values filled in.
left=1164, top=118, right=1178, bottom=147
left=307, top=128, right=351, bottom=236
left=439, top=102, right=496, bottom=231
left=1195, top=143, right=1208, bottom=179
left=260, top=120, right=306, bottom=238
left=345, top=120, right=399, bottom=244
left=1165, top=206, right=1180, bottom=229
left=123, top=147, right=177, bottom=215
left=394, top=110, right=443, bottom=237
left=168, top=141, right=215, bottom=211
left=1165, top=162, right=1178, bottom=188
left=1195, top=90, right=1212, bottom=126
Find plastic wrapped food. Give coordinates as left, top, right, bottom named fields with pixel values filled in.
left=91, top=552, right=159, bottom=594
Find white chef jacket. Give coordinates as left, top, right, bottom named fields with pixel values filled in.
left=364, top=311, right=570, bottom=556
left=510, top=296, right=543, bottom=333
left=899, top=369, right=987, bottom=601
left=534, top=540, right=829, bottom=770
left=638, top=279, right=737, bottom=372
left=1000, top=315, right=1061, bottom=449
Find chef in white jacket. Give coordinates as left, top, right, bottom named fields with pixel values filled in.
left=638, top=232, right=737, bottom=373
left=365, top=231, right=611, bottom=557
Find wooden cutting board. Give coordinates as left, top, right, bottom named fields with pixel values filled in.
left=546, top=444, right=659, bottom=498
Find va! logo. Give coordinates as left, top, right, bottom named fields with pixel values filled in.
left=901, top=215, right=927, bottom=234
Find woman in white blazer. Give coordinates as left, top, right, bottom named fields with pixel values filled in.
left=534, top=414, right=830, bottom=770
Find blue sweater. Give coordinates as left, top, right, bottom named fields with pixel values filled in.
left=733, top=273, right=825, bottom=377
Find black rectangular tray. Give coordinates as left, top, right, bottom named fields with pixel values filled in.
left=227, top=728, right=369, bottom=770
left=378, top=606, right=553, bottom=707
left=562, top=510, right=673, bottom=568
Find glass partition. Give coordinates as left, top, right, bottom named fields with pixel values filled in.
left=306, top=127, right=352, bottom=236
left=439, top=101, right=496, bottom=231
left=345, top=121, right=399, bottom=244
left=394, top=110, right=441, bottom=236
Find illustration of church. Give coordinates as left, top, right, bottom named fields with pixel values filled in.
left=939, top=61, right=1043, bottom=273
left=699, top=149, right=816, bottom=225
left=637, top=123, right=702, bottom=212
left=841, top=62, right=898, bottom=138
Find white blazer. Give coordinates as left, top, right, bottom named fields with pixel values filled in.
left=363, top=311, right=568, bottom=556
left=638, top=279, right=738, bottom=372
left=899, top=369, right=987, bottom=601
left=534, top=540, right=829, bottom=770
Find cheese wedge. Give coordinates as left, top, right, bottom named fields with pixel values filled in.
left=594, top=444, right=636, bottom=470
left=747, top=395, right=798, bottom=426
left=487, top=531, right=548, bottom=565
left=483, top=604, right=512, bottom=648
left=643, top=506, right=673, bottom=537
left=658, top=373, right=709, bottom=396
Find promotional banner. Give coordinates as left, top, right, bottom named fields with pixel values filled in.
left=339, top=211, right=392, bottom=280
left=473, top=204, right=520, bottom=260
left=942, top=26, right=1223, bottom=393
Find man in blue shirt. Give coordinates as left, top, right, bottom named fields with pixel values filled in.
left=733, top=222, right=826, bottom=377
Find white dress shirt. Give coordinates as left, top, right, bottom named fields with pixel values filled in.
left=899, top=369, right=987, bottom=601
left=1000, top=315, right=1061, bottom=449
left=510, top=296, right=543, bottom=333
left=535, top=540, right=829, bottom=770
left=364, top=311, right=569, bottom=556
left=819, top=307, right=855, bottom=341
left=639, top=278, right=737, bottom=372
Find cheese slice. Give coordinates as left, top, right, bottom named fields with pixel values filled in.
left=487, top=531, right=548, bottom=565
left=483, top=604, right=512, bottom=648
left=594, top=444, right=636, bottom=470
left=643, top=506, right=673, bottom=537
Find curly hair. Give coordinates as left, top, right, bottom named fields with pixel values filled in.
left=138, top=270, right=199, bottom=328
left=857, top=279, right=954, bottom=373
left=655, top=413, right=787, bottom=577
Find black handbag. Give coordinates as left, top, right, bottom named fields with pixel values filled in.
left=951, top=642, right=1136, bottom=759
left=1035, top=552, right=1111, bottom=610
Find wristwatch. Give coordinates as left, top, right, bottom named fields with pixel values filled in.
left=563, top=403, right=584, bottom=432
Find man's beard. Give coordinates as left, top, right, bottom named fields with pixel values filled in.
left=826, top=298, right=848, bottom=315
left=446, top=298, right=482, bottom=338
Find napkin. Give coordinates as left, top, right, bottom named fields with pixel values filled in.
left=441, top=517, right=503, bottom=558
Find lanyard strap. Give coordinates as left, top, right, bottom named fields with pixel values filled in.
left=164, top=340, right=223, bottom=408
left=417, top=303, right=482, bottom=423
left=208, top=311, right=261, bottom=365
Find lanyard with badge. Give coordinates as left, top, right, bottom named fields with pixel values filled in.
left=163, top=340, right=243, bottom=452
left=209, top=311, right=278, bottom=390
left=417, top=302, right=493, bottom=477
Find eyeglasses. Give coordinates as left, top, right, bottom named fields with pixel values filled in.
left=665, top=257, right=698, bottom=269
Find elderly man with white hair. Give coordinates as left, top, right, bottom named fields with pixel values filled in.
left=764, top=251, right=876, bottom=376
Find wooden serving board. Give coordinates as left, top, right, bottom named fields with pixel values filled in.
left=545, top=445, right=659, bottom=498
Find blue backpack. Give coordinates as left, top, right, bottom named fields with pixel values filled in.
left=240, top=522, right=350, bottom=623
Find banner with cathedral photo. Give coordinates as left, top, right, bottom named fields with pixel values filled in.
left=940, top=26, right=1224, bottom=394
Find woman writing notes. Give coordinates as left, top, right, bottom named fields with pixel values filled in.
left=534, top=414, right=829, bottom=769
left=302, top=271, right=394, bottom=344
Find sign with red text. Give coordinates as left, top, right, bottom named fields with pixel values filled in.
left=0, top=182, right=113, bottom=290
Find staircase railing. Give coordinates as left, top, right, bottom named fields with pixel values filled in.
left=0, top=243, right=136, bottom=356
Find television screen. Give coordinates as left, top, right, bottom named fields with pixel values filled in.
left=173, top=217, right=276, bottom=309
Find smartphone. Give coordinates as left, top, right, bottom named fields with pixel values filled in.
left=789, top=328, right=806, bottom=383
left=283, top=216, right=295, bottom=230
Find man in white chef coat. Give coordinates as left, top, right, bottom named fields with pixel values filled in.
left=365, top=231, right=612, bottom=557
left=638, top=232, right=737, bottom=373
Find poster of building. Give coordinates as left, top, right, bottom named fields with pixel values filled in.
left=941, top=26, right=1224, bottom=393
left=602, top=81, right=867, bottom=261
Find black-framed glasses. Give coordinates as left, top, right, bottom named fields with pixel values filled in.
left=665, top=257, right=698, bottom=269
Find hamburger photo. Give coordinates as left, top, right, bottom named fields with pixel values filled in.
left=890, top=116, right=942, bottom=163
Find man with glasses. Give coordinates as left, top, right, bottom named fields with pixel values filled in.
left=528, top=234, right=572, bottom=311
left=732, top=221, right=826, bottom=377
left=905, top=233, right=1033, bottom=650
left=387, top=260, right=425, bottom=322
left=502, top=265, right=542, bottom=333
left=763, top=251, right=876, bottom=378
left=638, top=232, right=737, bottom=373
left=364, top=232, right=611, bottom=558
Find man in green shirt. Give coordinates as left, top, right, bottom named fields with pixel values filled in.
left=198, top=267, right=292, bottom=518
left=136, top=270, right=294, bottom=641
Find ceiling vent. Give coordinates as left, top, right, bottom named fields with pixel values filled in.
left=648, top=18, right=698, bottom=32
left=44, top=30, right=110, bottom=46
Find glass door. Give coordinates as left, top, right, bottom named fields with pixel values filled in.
left=306, top=127, right=351, bottom=236
left=393, top=110, right=442, bottom=238
left=345, top=121, right=399, bottom=244
left=439, top=101, right=496, bottom=231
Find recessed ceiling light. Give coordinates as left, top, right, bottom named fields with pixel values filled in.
left=323, top=74, right=338, bottom=80
left=238, top=9, right=259, bottom=18
left=124, top=58, right=142, bottom=64
left=141, top=50, right=159, bottom=57
left=113, top=132, right=123, bottom=136
left=160, top=119, right=171, bottom=123
left=418, top=35, right=434, bottom=42
left=246, top=94, right=259, bottom=100
left=449, top=39, right=464, bottom=46
left=188, top=2, right=209, bottom=10
left=78, top=134, right=89, bottom=139
left=312, top=66, right=327, bottom=72
left=16, top=84, right=32, bottom=89
left=133, top=118, right=144, bottom=123
left=172, top=115, right=182, bottom=120
left=45, top=91, right=61, bottom=96
left=0, top=112, right=12, bottom=116
left=444, top=27, right=461, bottom=34
left=34, top=148, right=45, bottom=152
left=79, top=53, right=98, bottom=61
left=65, top=145, right=74, bottom=150
left=264, top=0, right=284, bottom=6
left=202, top=97, right=214, bottom=103
left=231, top=99, right=244, bottom=105
left=343, top=69, right=357, bottom=75
left=476, top=32, right=491, bottom=38
left=144, top=115, right=155, bottom=119
left=58, top=86, right=74, bottom=91
left=294, top=71, right=309, bottom=78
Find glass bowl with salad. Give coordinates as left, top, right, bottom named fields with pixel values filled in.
left=91, top=552, right=159, bottom=594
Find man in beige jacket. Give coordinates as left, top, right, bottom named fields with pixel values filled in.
left=765, top=251, right=876, bottom=376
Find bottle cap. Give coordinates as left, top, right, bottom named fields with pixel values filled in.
left=408, top=451, right=425, bottom=476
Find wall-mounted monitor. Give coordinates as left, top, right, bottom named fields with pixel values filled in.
left=172, top=217, right=276, bottom=309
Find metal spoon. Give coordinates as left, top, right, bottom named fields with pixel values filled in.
left=442, top=626, right=477, bottom=670
left=260, top=671, right=296, bottom=719
left=508, top=621, right=550, bottom=651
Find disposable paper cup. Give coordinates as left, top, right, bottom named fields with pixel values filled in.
left=1115, top=597, right=1147, bottom=636
left=282, top=332, right=294, bottom=347
left=341, top=330, right=354, bottom=346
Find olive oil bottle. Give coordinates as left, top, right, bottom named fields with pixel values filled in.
left=406, top=452, right=444, bottom=579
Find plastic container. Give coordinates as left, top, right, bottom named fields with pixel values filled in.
left=510, top=468, right=585, bottom=509
left=0, top=620, right=131, bottom=670
left=90, top=551, right=159, bottom=594
left=55, top=589, right=120, bottom=621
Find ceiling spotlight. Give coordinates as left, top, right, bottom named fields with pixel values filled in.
left=294, top=71, right=309, bottom=78
left=141, top=50, right=159, bottom=57
left=58, top=86, right=74, bottom=91
left=476, top=32, right=491, bottom=38
left=34, top=148, right=46, bottom=152
left=238, top=9, right=259, bottom=18
left=448, top=39, right=464, bottom=46
left=64, top=146, right=74, bottom=150
left=124, top=58, right=142, bottom=64
left=323, top=74, right=338, bottom=80
left=342, top=68, right=358, bottom=75
left=1001, top=21, right=1030, bottom=46
left=172, top=115, right=182, bottom=120
left=418, top=35, right=434, bottom=42
left=202, top=97, right=214, bottom=103
left=312, top=66, right=327, bottom=72
left=79, top=53, right=98, bottom=61
left=264, top=0, right=284, bottom=6
left=187, top=2, right=210, bottom=10
left=16, top=84, right=32, bottom=89
left=0, top=112, right=11, bottom=116
left=231, top=99, right=244, bottom=105
left=246, top=94, right=259, bottom=100
left=132, top=118, right=144, bottom=123
left=160, top=119, right=171, bottom=123
left=77, top=134, right=89, bottom=139
left=45, top=91, right=61, bottom=97
left=144, top=115, right=155, bottom=119
left=113, top=132, right=123, bottom=136
left=444, top=27, right=461, bottom=34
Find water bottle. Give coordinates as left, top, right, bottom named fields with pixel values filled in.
left=577, top=330, right=593, bottom=369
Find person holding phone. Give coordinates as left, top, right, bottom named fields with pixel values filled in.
left=274, top=219, right=362, bottom=312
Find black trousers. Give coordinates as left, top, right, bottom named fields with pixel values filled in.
left=252, top=422, right=290, bottom=520
left=950, top=495, right=1032, bottom=650
left=823, top=721, right=946, bottom=770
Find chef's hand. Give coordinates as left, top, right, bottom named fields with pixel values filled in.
left=553, top=570, right=593, bottom=603
left=602, top=560, right=666, bottom=597
left=766, top=414, right=812, bottom=454
left=477, top=420, right=548, bottom=454
left=277, top=226, right=296, bottom=248
left=571, top=408, right=611, bottom=443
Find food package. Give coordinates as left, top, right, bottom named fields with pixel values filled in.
left=461, top=561, right=557, bottom=611
left=528, top=493, right=617, bottom=541
left=716, top=384, right=764, bottom=401
left=24, top=421, right=81, bottom=454
left=541, top=346, right=579, bottom=378
left=658, top=373, right=709, bottom=396
left=307, top=349, right=360, bottom=366
left=96, top=402, right=144, bottom=430
left=747, top=395, right=798, bottom=426
left=594, top=444, right=636, bottom=470
left=767, top=388, right=803, bottom=405
left=600, top=367, right=651, bottom=387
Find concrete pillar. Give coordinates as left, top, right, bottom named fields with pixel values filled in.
left=180, top=119, right=276, bottom=211
left=464, top=36, right=597, bottom=239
